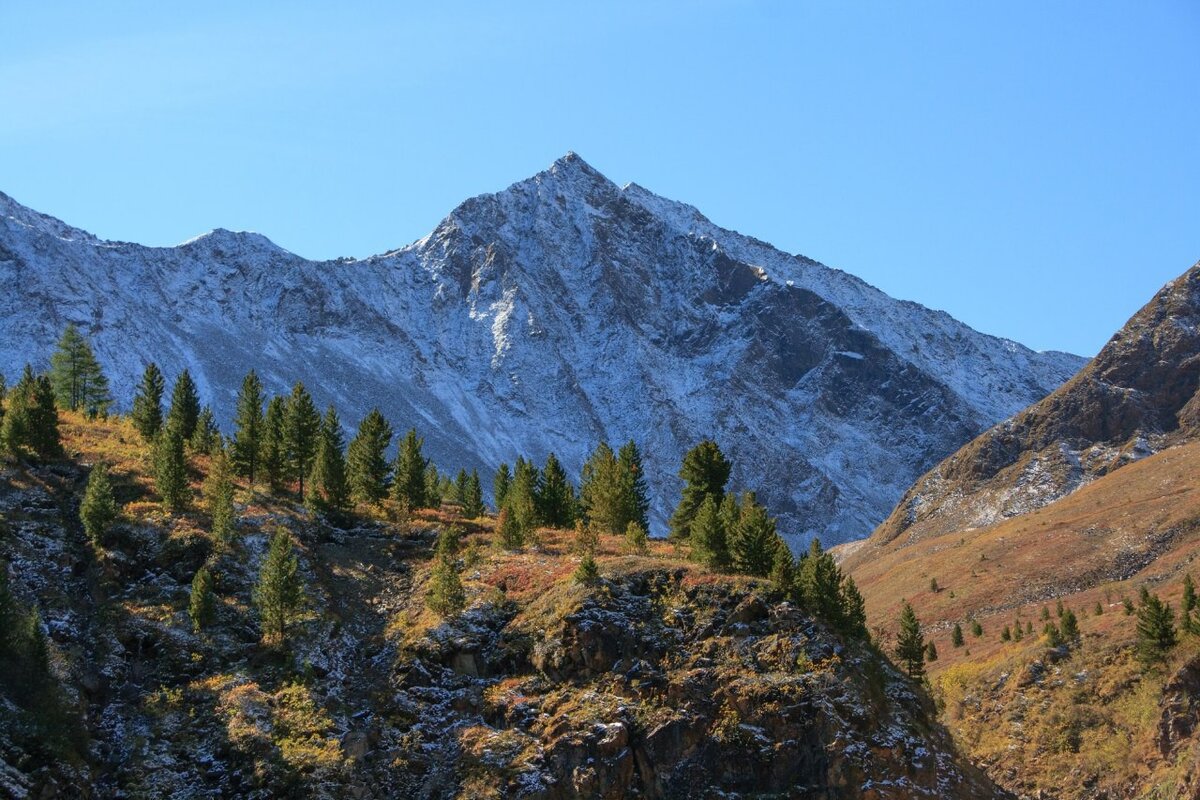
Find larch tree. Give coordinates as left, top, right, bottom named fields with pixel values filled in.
left=668, top=439, right=731, bottom=540
left=130, top=363, right=165, bottom=442
left=231, top=370, right=265, bottom=484
left=346, top=407, right=392, bottom=505
left=49, top=323, right=110, bottom=415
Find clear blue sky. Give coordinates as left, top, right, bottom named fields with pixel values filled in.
left=2, top=2, right=1196, bottom=356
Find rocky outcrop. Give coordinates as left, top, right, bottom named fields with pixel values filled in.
left=867, top=262, right=1200, bottom=548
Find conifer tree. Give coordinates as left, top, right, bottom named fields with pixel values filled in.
left=231, top=370, right=265, bottom=484
left=189, top=566, right=215, bottom=632
left=508, top=457, right=539, bottom=535
left=624, top=520, right=649, bottom=555
left=494, top=463, right=512, bottom=510
left=307, top=406, right=350, bottom=516
left=497, top=506, right=523, bottom=550
left=425, top=464, right=443, bottom=508
left=951, top=623, right=964, bottom=647
left=426, top=550, right=466, bottom=618
left=925, top=641, right=938, bottom=663
left=669, top=439, right=731, bottom=540
left=0, top=366, right=35, bottom=456
left=580, top=443, right=624, bottom=534
left=839, top=575, right=869, bottom=639
left=154, top=425, right=189, bottom=512
left=80, top=463, right=118, bottom=546
left=391, top=429, right=428, bottom=509
left=190, top=406, right=220, bottom=454
left=453, top=469, right=470, bottom=507
left=574, top=552, right=600, bottom=585
left=689, top=494, right=729, bottom=570
left=462, top=470, right=485, bottom=519
left=49, top=323, right=110, bottom=414
left=1043, top=622, right=1064, bottom=647
left=28, top=375, right=62, bottom=458
left=346, top=408, right=392, bottom=505
left=167, top=369, right=201, bottom=441
left=131, top=363, right=165, bottom=442
left=1094, top=601, right=1104, bottom=617
left=1060, top=608, right=1080, bottom=643
left=1183, top=574, right=1198, bottom=634
left=254, top=529, right=305, bottom=644
left=0, top=374, right=6, bottom=429
left=1013, top=621, right=1024, bottom=641
left=262, top=396, right=286, bottom=492
left=895, top=601, right=926, bottom=678
left=617, top=441, right=650, bottom=532
left=205, top=446, right=236, bottom=546
left=728, top=492, right=777, bottom=577
left=282, top=382, right=320, bottom=500
left=797, top=538, right=844, bottom=624
left=1135, top=590, right=1177, bottom=665
left=970, top=619, right=984, bottom=637
left=573, top=518, right=599, bottom=556
left=536, top=452, right=575, bottom=527
left=770, top=539, right=796, bottom=595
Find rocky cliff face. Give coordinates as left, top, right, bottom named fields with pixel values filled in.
left=868, top=262, right=1200, bottom=547
left=0, top=154, right=1083, bottom=546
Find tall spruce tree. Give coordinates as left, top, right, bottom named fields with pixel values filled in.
left=189, top=566, right=216, bottom=632
left=536, top=452, right=575, bottom=528
left=262, top=396, right=286, bottom=492
left=453, top=469, right=470, bottom=507
left=728, top=492, right=776, bottom=577
left=282, top=382, right=320, bottom=500
left=617, top=441, right=650, bottom=532
left=154, top=425, right=189, bottom=512
left=895, top=601, right=926, bottom=678
left=0, top=366, right=35, bottom=456
left=426, top=549, right=466, bottom=618
left=770, top=539, right=796, bottom=595
left=494, top=463, right=512, bottom=510
left=49, top=323, right=110, bottom=414
left=508, top=457, right=539, bottom=535
left=669, top=439, right=731, bottom=540
left=253, top=528, right=305, bottom=644
left=190, top=406, right=220, bottom=454
left=347, top=408, right=392, bottom=505
left=130, top=363, right=165, bottom=442
left=231, top=370, right=265, bottom=483
left=1136, top=590, right=1177, bottom=665
left=425, top=464, right=443, bottom=508
left=167, top=370, right=201, bottom=441
left=579, top=443, right=624, bottom=534
left=797, top=538, right=844, bottom=623
left=80, top=463, right=118, bottom=546
left=1182, top=574, right=1198, bottom=635
left=307, top=406, right=350, bottom=516
left=689, top=494, right=729, bottom=570
left=462, top=470, right=485, bottom=519
left=205, top=446, right=237, bottom=546
left=840, top=576, right=869, bottom=638
left=28, top=375, right=62, bottom=458
left=391, top=429, right=428, bottom=509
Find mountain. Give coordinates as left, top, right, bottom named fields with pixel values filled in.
left=863, top=262, right=1200, bottom=548
left=0, top=153, right=1084, bottom=546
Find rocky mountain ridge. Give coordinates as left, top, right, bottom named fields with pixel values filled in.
left=0, top=153, right=1085, bottom=545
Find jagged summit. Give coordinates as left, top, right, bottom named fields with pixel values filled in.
left=0, top=162, right=1086, bottom=546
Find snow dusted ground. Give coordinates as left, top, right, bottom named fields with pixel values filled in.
left=0, top=153, right=1085, bottom=547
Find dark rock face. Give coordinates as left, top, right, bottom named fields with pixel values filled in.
left=870, top=262, right=1200, bottom=546
left=0, top=156, right=1082, bottom=548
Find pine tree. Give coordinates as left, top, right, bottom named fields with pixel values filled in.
left=839, top=575, right=869, bottom=639
left=1135, top=590, right=1177, bottom=665
left=49, top=323, right=110, bottom=415
left=462, top=470, right=485, bottom=519
left=254, top=528, right=305, bottom=643
left=391, top=429, right=428, bottom=509
left=951, top=623, right=964, bottom=647
left=624, top=520, right=649, bottom=555
left=669, top=439, right=731, bottom=540
left=307, top=406, right=351, bottom=517
left=497, top=506, right=523, bottom=550
left=895, top=601, right=926, bottom=678
left=1060, top=608, right=1080, bottom=643
left=580, top=443, right=624, bottom=534
left=167, top=369, right=201, bottom=441
left=689, top=494, right=729, bottom=570
left=28, top=375, right=63, bottom=458
left=574, top=552, right=600, bottom=585
left=189, top=566, right=216, bottom=632
left=508, top=457, right=539, bottom=536
left=190, top=406, right=220, bottom=453
left=346, top=408, right=392, bottom=505
left=426, top=550, right=466, bottom=618
left=617, top=441, right=650, bottom=532
left=131, top=363, right=165, bottom=442
left=80, top=463, right=118, bottom=546
left=262, top=396, right=286, bottom=492
left=282, top=382, right=320, bottom=500
left=205, top=446, right=236, bottom=546
left=230, top=370, right=265, bottom=484
left=494, top=463, right=512, bottom=510
left=536, top=452, right=575, bottom=527
left=154, top=425, right=189, bottom=512
left=728, top=492, right=776, bottom=577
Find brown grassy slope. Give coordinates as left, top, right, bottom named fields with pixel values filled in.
left=843, top=441, right=1200, bottom=798
left=865, top=261, right=1200, bottom=549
